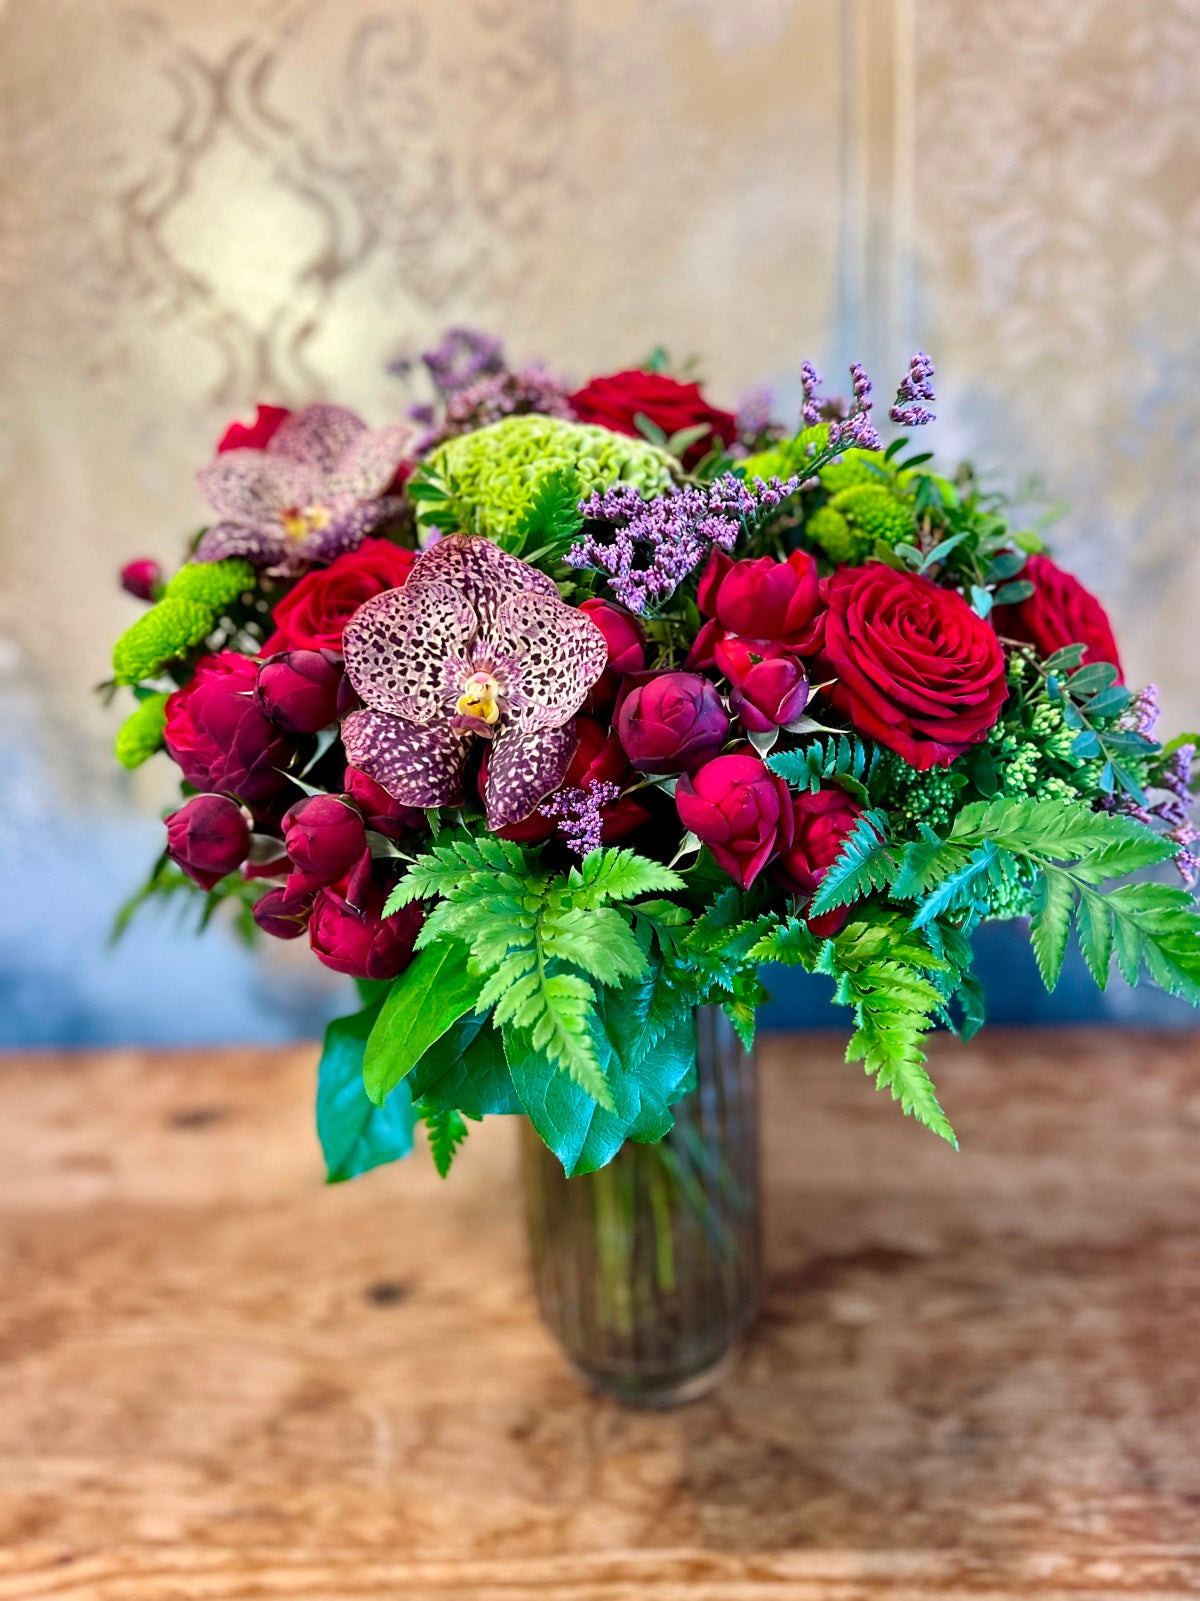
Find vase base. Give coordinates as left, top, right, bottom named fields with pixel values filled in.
left=569, top=1342, right=742, bottom=1409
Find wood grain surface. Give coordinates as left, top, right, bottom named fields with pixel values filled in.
left=1, top=1028, right=1199, bottom=1598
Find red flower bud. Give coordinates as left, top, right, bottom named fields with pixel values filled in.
left=216, top=403, right=291, bottom=454
left=282, top=794, right=368, bottom=884
left=675, top=752, right=792, bottom=889
left=165, top=794, right=250, bottom=890
left=697, top=547, right=822, bottom=646
left=252, top=885, right=311, bottom=939
left=256, top=649, right=343, bottom=735
left=715, top=637, right=810, bottom=732
left=309, top=880, right=423, bottom=981
left=164, top=652, right=293, bottom=806
left=120, top=558, right=162, bottom=602
left=775, top=786, right=865, bottom=935
left=616, top=672, right=729, bottom=775
left=343, top=765, right=425, bottom=841
left=578, top=598, right=647, bottom=711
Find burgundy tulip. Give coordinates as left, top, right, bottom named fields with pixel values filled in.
left=120, top=558, right=162, bottom=602
left=256, top=649, right=344, bottom=735
left=165, top=793, right=250, bottom=890
left=163, top=651, right=292, bottom=806
left=309, top=880, right=423, bottom=981
left=675, top=752, right=792, bottom=889
left=282, top=794, right=368, bottom=884
left=715, top=636, right=810, bottom=732
left=616, top=672, right=729, bottom=775
left=252, top=885, right=311, bottom=939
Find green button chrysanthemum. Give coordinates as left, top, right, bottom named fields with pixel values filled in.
left=113, top=692, right=170, bottom=769
left=166, top=557, right=255, bottom=609
left=112, top=598, right=213, bottom=685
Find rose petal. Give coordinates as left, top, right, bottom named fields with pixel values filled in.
left=341, top=709, right=471, bottom=808
left=484, top=723, right=578, bottom=828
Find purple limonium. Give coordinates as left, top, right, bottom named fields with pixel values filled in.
left=419, top=366, right=576, bottom=449
left=889, top=351, right=937, bottom=427
left=194, top=405, right=411, bottom=575
left=540, top=781, right=621, bottom=859
left=828, top=362, right=882, bottom=451
left=421, top=327, right=505, bottom=394
left=566, top=472, right=801, bottom=615
left=734, top=386, right=779, bottom=450
left=800, top=361, right=825, bottom=427
left=340, top=535, right=607, bottom=829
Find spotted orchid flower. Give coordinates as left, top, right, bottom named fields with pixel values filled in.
left=194, top=404, right=412, bottom=575
left=341, top=535, right=608, bottom=829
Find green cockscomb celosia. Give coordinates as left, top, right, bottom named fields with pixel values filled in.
left=112, top=597, right=213, bottom=685
left=114, top=692, right=170, bottom=769
left=416, top=415, right=675, bottom=546
left=166, top=557, right=255, bottom=609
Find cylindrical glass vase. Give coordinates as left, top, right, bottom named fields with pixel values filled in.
left=521, top=1006, right=760, bottom=1407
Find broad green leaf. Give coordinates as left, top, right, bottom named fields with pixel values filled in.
left=363, top=939, right=481, bottom=1105
left=407, top=1014, right=520, bottom=1116
left=317, top=1003, right=416, bottom=1183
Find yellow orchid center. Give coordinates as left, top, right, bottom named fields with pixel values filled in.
left=456, top=670, right=502, bottom=725
left=281, top=503, right=333, bottom=543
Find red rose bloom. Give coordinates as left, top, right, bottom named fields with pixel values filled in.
left=569, top=369, right=737, bottom=468
left=821, top=565, right=1008, bottom=769
left=675, top=752, right=792, bottom=889
left=617, top=672, right=730, bottom=775
left=164, top=651, right=292, bottom=805
left=487, top=716, right=651, bottom=844
left=688, top=547, right=825, bottom=667
left=261, top=540, right=416, bottom=655
left=776, top=787, right=865, bottom=936
left=216, top=404, right=291, bottom=454
left=993, top=553, right=1123, bottom=679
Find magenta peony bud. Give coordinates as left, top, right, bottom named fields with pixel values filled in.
left=309, top=881, right=424, bottom=981
left=579, top=597, right=647, bottom=711
left=252, top=885, right=311, bottom=939
left=256, top=649, right=343, bottom=735
left=616, top=671, right=729, bottom=775
left=120, top=559, right=162, bottom=602
left=281, top=794, right=368, bottom=884
left=343, top=765, right=424, bottom=841
left=165, top=793, right=251, bottom=890
left=164, top=651, right=292, bottom=806
left=714, top=637, right=809, bottom=732
left=675, top=752, right=792, bottom=889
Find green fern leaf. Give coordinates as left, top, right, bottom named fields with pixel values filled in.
left=1030, top=866, right=1075, bottom=990
left=808, top=810, right=895, bottom=916
left=418, top=1104, right=471, bottom=1177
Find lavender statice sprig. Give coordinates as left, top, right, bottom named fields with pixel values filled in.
left=421, top=327, right=505, bottom=395
left=800, top=361, right=825, bottom=427
left=566, top=472, right=800, bottom=615
left=540, top=782, right=621, bottom=859
left=890, top=351, right=937, bottom=427
left=828, top=362, right=882, bottom=451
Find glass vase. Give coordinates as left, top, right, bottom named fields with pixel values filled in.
left=521, top=1006, right=760, bottom=1407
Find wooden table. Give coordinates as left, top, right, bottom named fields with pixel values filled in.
left=1, top=1029, right=1199, bottom=1598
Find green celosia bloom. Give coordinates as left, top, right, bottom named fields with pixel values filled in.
left=166, top=557, right=255, bottom=609
left=419, top=415, right=675, bottom=545
left=114, top=692, right=170, bottom=769
left=112, top=597, right=213, bottom=685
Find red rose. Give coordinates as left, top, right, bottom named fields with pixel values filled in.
left=617, top=672, right=729, bottom=775
left=487, top=716, right=651, bottom=844
left=993, top=553, right=1123, bottom=679
left=569, top=369, right=737, bottom=468
left=715, top=636, right=809, bottom=732
left=163, top=651, right=292, bottom=805
left=821, top=565, right=1008, bottom=769
left=216, top=404, right=291, bottom=454
left=282, top=794, right=368, bottom=885
left=688, top=548, right=825, bottom=668
left=252, top=885, right=310, bottom=940
left=675, top=752, right=792, bottom=889
left=776, top=787, right=864, bottom=936
left=579, top=597, right=647, bottom=711
left=261, top=541, right=417, bottom=655
left=309, top=878, right=423, bottom=982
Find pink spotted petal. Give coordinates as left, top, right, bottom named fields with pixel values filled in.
left=407, top=534, right=557, bottom=636
left=269, top=404, right=366, bottom=473
left=194, top=521, right=287, bottom=567
left=487, top=592, right=608, bottom=732
left=484, top=722, right=578, bottom=828
left=341, top=709, right=471, bottom=809
left=197, top=449, right=317, bottom=525
left=343, top=582, right=477, bottom=722
left=327, top=424, right=412, bottom=502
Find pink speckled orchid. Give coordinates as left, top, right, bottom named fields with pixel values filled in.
left=194, top=404, right=411, bottom=575
left=341, top=535, right=608, bottom=829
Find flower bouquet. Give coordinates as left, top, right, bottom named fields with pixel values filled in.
left=107, top=333, right=1200, bottom=1401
